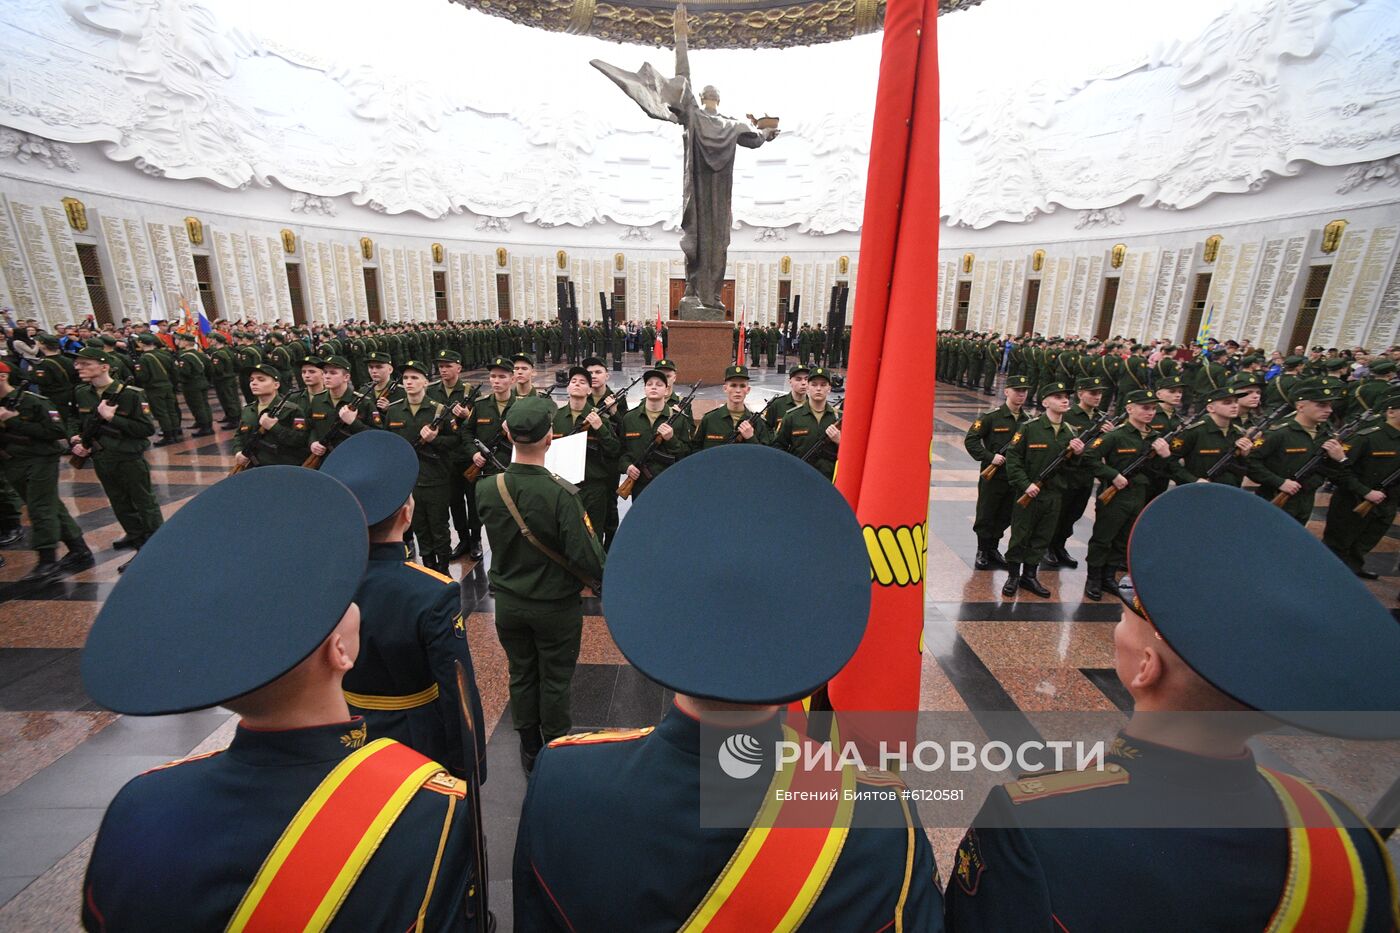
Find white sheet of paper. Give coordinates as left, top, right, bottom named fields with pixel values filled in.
left=545, top=430, right=588, bottom=485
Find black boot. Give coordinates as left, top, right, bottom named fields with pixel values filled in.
left=1018, top=566, right=1051, bottom=598
left=449, top=539, right=471, bottom=561
left=112, top=533, right=141, bottom=551
left=0, top=523, right=21, bottom=547
left=58, top=541, right=95, bottom=572
left=1101, top=567, right=1121, bottom=600
left=519, top=727, right=544, bottom=774
left=974, top=539, right=992, bottom=571
left=191, top=425, right=215, bottom=438
left=1052, top=545, right=1078, bottom=569
left=985, top=546, right=1008, bottom=568
left=23, top=548, right=61, bottom=582
left=153, top=434, right=178, bottom=447
left=1040, top=548, right=1061, bottom=568
left=1085, top=566, right=1103, bottom=601
left=1001, top=563, right=1020, bottom=598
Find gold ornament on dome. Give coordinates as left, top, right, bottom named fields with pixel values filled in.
left=1031, top=249, right=1045, bottom=272
left=61, top=197, right=87, bottom=232
left=1202, top=235, right=1221, bottom=264
left=360, top=237, right=374, bottom=260
left=961, top=253, right=974, bottom=275
left=1110, top=244, right=1127, bottom=269
left=281, top=229, right=297, bottom=254
left=497, top=248, right=508, bottom=268
left=432, top=243, right=445, bottom=264
left=1321, top=220, right=1348, bottom=254
left=615, top=252, right=625, bottom=272
left=447, top=0, right=984, bottom=50
left=185, top=216, right=204, bottom=246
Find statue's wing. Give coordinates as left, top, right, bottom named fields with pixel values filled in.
left=590, top=59, right=683, bottom=124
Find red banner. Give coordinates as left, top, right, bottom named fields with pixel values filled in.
left=827, top=0, right=939, bottom=713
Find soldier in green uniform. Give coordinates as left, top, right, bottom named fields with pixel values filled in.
left=265, top=332, right=296, bottom=388
left=206, top=333, right=243, bottom=427
left=511, top=353, right=540, bottom=398
left=1001, top=380, right=1085, bottom=598
left=965, top=374, right=1032, bottom=570
left=132, top=334, right=184, bottom=446
left=30, top=333, right=78, bottom=422
left=1245, top=378, right=1351, bottom=525
left=767, top=323, right=779, bottom=368
left=1338, top=358, right=1394, bottom=421
left=764, top=365, right=809, bottom=432
left=234, top=332, right=263, bottom=403
left=1323, top=388, right=1400, bottom=577
left=172, top=332, right=215, bottom=437
left=1145, top=376, right=1187, bottom=502
left=1082, top=389, right=1173, bottom=600
left=1163, top=386, right=1254, bottom=486
left=979, top=333, right=1001, bottom=396
left=475, top=396, right=606, bottom=771
left=584, top=357, right=628, bottom=547
left=773, top=366, right=840, bottom=480
left=618, top=369, right=692, bottom=499
left=286, top=356, right=324, bottom=414
left=1263, top=355, right=1305, bottom=410
left=463, top=357, right=517, bottom=560
left=231, top=365, right=309, bottom=469
left=429, top=350, right=478, bottom=561
left=693, top=364, right=772, bottom=451
left=641, top=321, right=655, bottom=365
left=68, top=348, right=163, bottom=566
left=553, top=366, right=622, bottom=540
left=382, top=360, right=460, bottom=573
left=1045, top=376, right=1110, bottom=569
left=1229, top=372, right=1267, bottom=432
left=0, top=361, right=93, bottom=580
left=797, top=324, right=812, bottom=367
left=1118, top=344, right=1149, bottom=411
left=100, top=335, right=135, bottom=384
left=305, top=356, right=378, bottom=458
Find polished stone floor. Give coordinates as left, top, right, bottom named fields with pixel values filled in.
left=0, top=356, right=1396, bottom=930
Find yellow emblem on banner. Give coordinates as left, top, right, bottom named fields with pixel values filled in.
left=863, top=523, right=927, bottom=586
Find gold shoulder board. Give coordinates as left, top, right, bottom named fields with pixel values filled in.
left=1004, top=764, right=1129, bottom=805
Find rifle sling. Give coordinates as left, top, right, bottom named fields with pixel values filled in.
left=494, top=473, right=600, bottom=591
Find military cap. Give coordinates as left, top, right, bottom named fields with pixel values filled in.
left=1382, top=388, right=1400, bottom=410
left=1292, top=377, right=1344, bottom=401
left=248, top=363, right=281, bottom=381
left=581, top=356, right=607, bottom=369
left=74, top=347, right=112, bottom=365
left=1122, top=389, right=1156, bottom=406
left=434, top=350, right=462, bottom=365
left=807, top=366, right=832, bottom=383
left=511, top=353, right=535, bottom=366
left=641, top=368, right=667, bottom=384
left=787, top=364, right=810, bottom=377
left=100, top=335, right=118, bottom=346
left=1322, top=358, right=1350, bottom=373
left=1038, top=380, right=1071, bottom=398
left=400, top=359, right=432, bottom=376
left=567, top=365, right=591, bottom=383
left=487, top=356, right=513, bottom=372
left=655, top=358, right=678, bottom=372
left=300, top=355, right=325, bottom=370
left=1124, top=484, right=1400, bottom=739
left=35, top=332, right=61, bottom=348
left=1283, top=355, right=1305, bottom=367
left=1228, top=373, right=1263, bottom=391
left=1369, top=359, right=1396, bottom=376
left=1200, top=386, right=1237, bottom=404
left=321, top=431, right=419, bottom=526
left=135, top=333, right=159, bottom=346
left=173, top=330, right=197, bottom=342
left=504, top=395, right=556, bottom=444
left=1163, top=345, right=1178, bottom=353
left=321, top=355, right=351, bottom=371
left=82, top=337, right=103, bottom=348
left=604, top=445, right=868, bottom=704
left=1075, top=376, right=1108, bottom=391
left=365, top=352, right=393, bottom=365
left=722, top=364, right=752, bottom=382
left=1311, top=345, right=1325, bottom=352
left=1154, top=376, right=1185, bottom=390
left=1004, top=374, right=1032, bottom=389
left=81, top=468, right=368, bottom=715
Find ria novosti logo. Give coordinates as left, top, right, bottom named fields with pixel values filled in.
left=717, top=733, right=764, bottom=779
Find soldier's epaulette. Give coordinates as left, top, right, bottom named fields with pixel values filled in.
left=421, top=770, right=466, bottom=799
left=140, top=749, right=225, bottom=775
left=405, top=560, right=454, bottom=585
left=1356, top=425, right=1381, bottom=436
left=1002, top=764, right=1129, bottom=805
left=547, top=726, right=654, bottom=748
left=549, top=472, right=580, bottom=495
left=1268, top=422, right=1290, bottom=431
left=856, top=766, right=907, bottom=789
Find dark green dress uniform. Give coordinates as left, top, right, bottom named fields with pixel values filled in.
left=0, top=380, right=85, bottom=555
left=618, top=401, right=692, bottom=499
left=208, top=340, right=243, bottom=423
left=1165, top=390, right=1247, bottom=486
left=427, top=367, right=479, bottom=557
left=1145, top=396, right=1185, bottom=502
left=773, top=400, right=840, bottom=480
left=132, top=338, right=183, bottom=439
left=233, top=389, right=309, bottom=467
left=1246, top=416, right=1350, bottom=526
left=965, top=380, right=1032, bottom=565
left=1118, top=350, right=1149, bottom=406
left=1049, top=390, right=1107, bottom=563
left=30, top=344, right=78, bottom=420
left=70, top=373, right=163, bottom=546
left=306, top=386, right=378, bottom=446
left=382, top=386, right=461, bottom=568
left=1083, top=404, right=1169, bottom=590
left=235, top=340, right=263, bottom=402
left=174, top=343, right=214, bottom=432
left=1002, top=388, right=1081, bottom=585
left=1322, top=407, right=1400, bottom=573
left=693, top=403, right=773, bottom=451
left=1263, top=360, right=1304, bottom=410
left=552, top=399, right=622, bottom=541
left=475, top=400, right=606, bottom=747
left=762, top=387, right=807, bottom=432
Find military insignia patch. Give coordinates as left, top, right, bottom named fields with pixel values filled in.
left=1092, top=437, right=1104, bottom=448
left=453, top=613, right=466, bottom=639
left=955, top=830, right=986, bottom=896
left=1011, top=432, right=1022, bottom=444
left=583, top=511, right=596, bottom=537
left=1170, top=437, right=1184, bottom=449
left=293, top=418, right=307, bottom=430
left=339, top=723, right=368, bottom=749
left=972, top=419, right=982, bottom=431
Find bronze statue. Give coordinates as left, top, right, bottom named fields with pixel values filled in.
left=592, top=2, right=779, bottom=320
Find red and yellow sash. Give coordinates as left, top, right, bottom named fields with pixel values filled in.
left=680, top=723, right=856, bottom=933
left=226, top=738, right=443, bottom=933
left=1260, top=768, right=1382, bottom=933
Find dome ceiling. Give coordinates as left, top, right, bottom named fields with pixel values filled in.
left=447, top=0, right=986, bottom=49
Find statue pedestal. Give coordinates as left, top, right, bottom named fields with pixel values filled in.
left=665, top=320, right=733, bottom=386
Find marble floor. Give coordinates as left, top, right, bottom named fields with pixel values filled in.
left=1, top=356, right=1396, bottom=930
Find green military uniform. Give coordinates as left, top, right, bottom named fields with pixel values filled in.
left=773, top=398, right=839, bottom=480
left=133, top=337, right=183, bottom=440
left=207, top=338, right=243, bottom=424
left=1048, top=378, right=1112, bottom=564
left=70, top=358, right=163, bottom=547
left=693, top=403, right=773, bottom=451
left=475, top=398, right=606, bottom=751
left=1337, top=360, right=1394, bottom=422
left=174, top=341, right=214, bottom=433
left=30, top=339, right=78, bottom=421
left=0, top=374, right=89, bottom=574
left=427, top=356, right=480, bottom=558
left=306, top=383, right=378, bottom=447
left=965, top=375, right=1032, bottom=566
left=1246, top=379, right=1353, bottom=525
left=1002, top=381, right=1082, bottom=595
left=1263, top=360, right=1303, bottom=411
left=381, top=363, right=460, bottom=569
left=1145, top=389, right=1186, bottom=503
left=1166, top=390, right=1248, bottom=486
left=552, top=397, right=621, bottom=542
left=1322, top=396, right=1400, bottom=574
left=235, top=339, right=263, bottom=402
left=618, top=398, right=692, bottom=499
left=232, top=369, right=309, bottom=468
left=1118, top=349, right=1149, bottom=408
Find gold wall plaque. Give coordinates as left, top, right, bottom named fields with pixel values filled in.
left=1031, top=249, right=1045, bottom=273
left=1110, top=244, right=1127, bottom=269
left=962, top=253, right=974, bottom=275
left=61, top=197, right=87, bottom=232
left=837, top=256, right=850, bottom=275
left=557, top=249, right=568, bottom=270
left=780, top=256, right=791, bottom=276
left=1321, top=219, right=1348, bottom=254
left=615, top=252, right=625, bottom=272
left=280, top=229, right=296, bottom=254
left=496, top=247, right=508, bottom=268
left=432, top=243, right=444, bottom=264
left=1203, top=235, right=1222, bottom=264
left=360, top=237, right=374, bottom=261
left=184, top=216, right=204, bottom=246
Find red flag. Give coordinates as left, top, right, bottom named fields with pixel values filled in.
left=654, top=309, right=665, bottom=361
left=737, top=308, right=746, bottom=365
left=826, top=0, right=938, bottom=713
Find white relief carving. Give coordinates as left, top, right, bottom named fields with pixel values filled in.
left=753, top=227, right=787, bottom=242
left=290, top=193, right=338, bottom=216
left=620, top=225, right=654, bottom=241
left=133, top=157, right=164, bottom=177
left=476, top=216, right=512, bottom=233
left=1074, top=208, right=1125, bottom=229
left=0, top=129, right=78, bottom=171
left=1337, top=155, right=1400, bottom=193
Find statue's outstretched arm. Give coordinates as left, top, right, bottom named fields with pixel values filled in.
left=674, top=2, right=691, bottom=81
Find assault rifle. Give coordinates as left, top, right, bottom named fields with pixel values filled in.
left=1202, top=401, right=1291, bottom=481
left=413, top=384, right=482, bottom=451
left=300, top=382, right=377, bottom=469
left=617, top=381, right=701, bottom=499
left=0, top=379, right=34, bottom=461
left=67, top=382, right=121, bottom=469
left=1015, top=411, right=1117, bottom=508
left=1271, top=410, right=1378, bottom=508
left=467, top=437, right=507, bottom=479
left=1353, top=460, right=1400, bottom=517
left=1098, top=413, right=1207, bottom=504
left=228, top=394, right=295, bottom=475
left=799, top=414, right=842, bottom=465
left=978, top=417, right=1030, bottom=480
